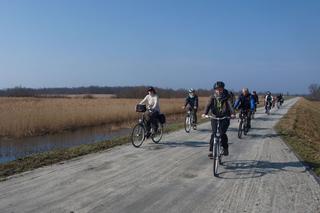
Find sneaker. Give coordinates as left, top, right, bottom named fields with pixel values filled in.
left=208, top=153, right=213, bottom=158
left=222, top=148, right=229, bottom=156
left=193, top=125, right=197, bottom=130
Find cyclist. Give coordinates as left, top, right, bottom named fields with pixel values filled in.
left=202, top=81, right=235, bottom=158
left=229, top=91, right=236, bottom=107
left=234, top=88, right=255, bottom=129
left=139, top=87, right=160, bottom=137
left=183, top=88, right=199, bottom=130
left=264, top=91, right=273, bottom=113
left=252, top=91, right=259, bottom=111
left=276, top=93, right=284, bottom=106
left=280, top=93, right=284, bottom=105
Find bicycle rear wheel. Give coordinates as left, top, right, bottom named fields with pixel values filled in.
left=151, top=123, right=163, bottom=143
left=184, top=115, right=191, bottom=133
left=238, top=120, right=243, bottom=139
left=131, top=124, right=145, bottom=148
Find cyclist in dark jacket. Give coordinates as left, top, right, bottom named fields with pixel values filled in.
left=202, top=81, right=235, bottom=158
left=277, top=94, right=284, bottom=105
left=252, top=91, right=259, bottom=111
left=234, top=88, right=255, bottom=129
left=264, top=91, right=274, bottom=112
left=183, top=88, right=199, bottom=129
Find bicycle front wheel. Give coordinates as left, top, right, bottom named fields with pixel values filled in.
left=131, top=124, right=145, bottom=148
left=184, top=115, right=191, bottom=133
left=213, top=139, right=219, bottom=177
left=238, top=120, right=243, bottom=139
left=244, top=119, right=248, bottom=135
left=151, top=123, right=163, bottom=143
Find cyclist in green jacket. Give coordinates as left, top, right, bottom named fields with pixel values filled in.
left=202, top=81, right=235, bottom=157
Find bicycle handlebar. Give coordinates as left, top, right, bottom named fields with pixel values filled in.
left=202, top=115, right=230, bottom=120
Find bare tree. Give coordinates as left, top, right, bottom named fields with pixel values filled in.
left=309, top=84, right=320, bottom=100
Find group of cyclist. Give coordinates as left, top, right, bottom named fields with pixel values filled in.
left=138, top=82, right=284, bottom=158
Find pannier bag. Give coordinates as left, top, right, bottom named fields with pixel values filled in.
left=158, top=114, right=166, bottom=124
left=136, top=104, right=147, bottom=112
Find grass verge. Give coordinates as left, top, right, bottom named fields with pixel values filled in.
left=0, top=117, right=205, bottom=181
left=275, top=98, right=320, bottom=177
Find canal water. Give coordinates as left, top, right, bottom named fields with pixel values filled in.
left=0, top=125, right=131, bottom=163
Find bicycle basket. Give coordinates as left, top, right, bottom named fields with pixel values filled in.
left=136, top=104, right=147, bottom=112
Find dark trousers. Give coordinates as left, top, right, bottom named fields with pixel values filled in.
left=210, top=119, right=230, bottom=152
left=265, top=102, right=272, bottom=111
left=187, top=106, right=197, bottom=124
left=145, top=111, right=159, bottom=132
left=240, top=109, right=252, bottom=128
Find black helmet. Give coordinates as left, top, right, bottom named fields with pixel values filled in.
left=213, top=81, right=225, bottom=89
left=147, top=86, right=155, bottom=93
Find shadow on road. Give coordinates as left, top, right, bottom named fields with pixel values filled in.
left=196, top=129, right=212, bottom=133
left=159, top=140, right=209, bottom=148
left=247, top=133, right=279, bottom=139
left=249, top=127, right=270, bottom=130
left=253, top=117, right=278, bottom=122
left=217, top=160, right=307, bottom=179
left=267, top=112, right=285, bottom=116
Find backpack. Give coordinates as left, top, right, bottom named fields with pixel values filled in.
left=267, top=95, right=272, bottom=102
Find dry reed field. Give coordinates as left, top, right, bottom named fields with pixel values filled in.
left=0, top=97, right=208, bottom=138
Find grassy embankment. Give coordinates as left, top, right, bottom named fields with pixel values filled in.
left=275, top=98, right=320, bottom=176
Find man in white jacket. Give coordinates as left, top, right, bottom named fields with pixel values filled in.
left=139, top=87, right=160, bottom=136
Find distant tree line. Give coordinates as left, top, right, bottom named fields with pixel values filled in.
left=0, top=86, right=212, bottom=98
left=308, top=84, right=320, bottom=100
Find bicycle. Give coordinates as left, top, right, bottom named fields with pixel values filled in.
left=238, top=110, right=249, bottom=139
left=265, top=102, right=272, bottom=115
left=203, top=115, right=230, bottom=177
left=131, top=105, right=164, bottom=148
left=185, top=109, right=196, bottom=133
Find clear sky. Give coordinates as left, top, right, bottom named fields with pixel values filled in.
left=0, top=0, right=319, bottom=94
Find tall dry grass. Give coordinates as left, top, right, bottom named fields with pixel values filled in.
left=276, top=98, right=320, bottom=175
left=0, top=97, right=208, bottom=138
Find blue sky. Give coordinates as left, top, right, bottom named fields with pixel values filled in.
left=0, top=0, right=319, bottom=94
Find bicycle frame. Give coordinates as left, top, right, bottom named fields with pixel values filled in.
left=138, top=112, right=159, bottom=134
left=214, top=119, right=222, bottom=160
left=185, top=109, right=196, bottom=133
left=131, top=111, right=163, bottom=147
left=203, top=115, right=230, bottom=176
